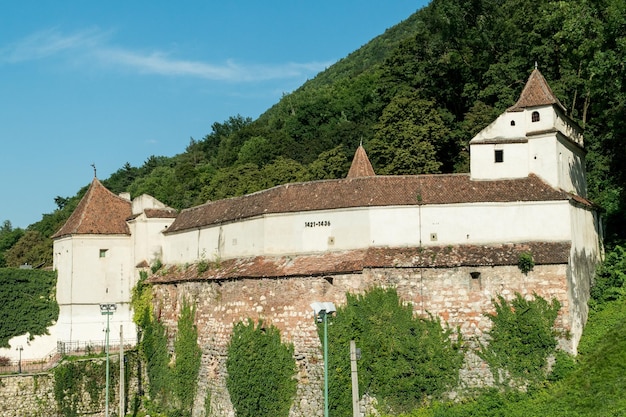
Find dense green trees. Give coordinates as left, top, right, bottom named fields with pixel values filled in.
left=369, top=93, right=447, bottom=174
left=0, top=221, right=23, bottom=267
left=3, top=230, right=52, bottom=268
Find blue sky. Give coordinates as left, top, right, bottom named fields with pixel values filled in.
left=0, top=1, right=428, bottom=229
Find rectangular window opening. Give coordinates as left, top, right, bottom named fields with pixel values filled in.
left=494, top=149, right=504, bottom=163
left=99, top=249, right=108, bottom=258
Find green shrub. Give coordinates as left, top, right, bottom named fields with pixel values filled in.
left=547, top=350, right=576, bottom=382
left=172, top=300, right=202, bottom=416
left=134, top=285, right=202, bottom=417
left=53, top=360, right=115, bottom=417
left=517, top=252, right=535, bottom=275
left=197, top=259, right=209, bottom=274
left=479, top=293, right=560, bottom=386
left=226, top=319, right=297, bottom=417
left=590, top=245, right=626, bottom=306
left=151, top=258, right=163, bottom=274
left=325, top=288, right=463, bottom=416
left=141, top=307, right=170, bottom=407
left=0, top=268, right=58, bottom=347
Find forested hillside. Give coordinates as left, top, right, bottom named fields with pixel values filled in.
left=1, top=0, right=624, bottom=266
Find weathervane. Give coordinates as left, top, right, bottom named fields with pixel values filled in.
left=91, top=163, right=97, bottom=178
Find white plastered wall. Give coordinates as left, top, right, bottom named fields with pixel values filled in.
left=470, top=105, right=586, bottom=195
left=129, top=215, right=174, bottom=268
left=470, top=141, right=529, bottom=181
left=556, top=136, right=587, bottom=197
left=419, top=201, right=570, bottom=246
left=162, top=200, right=572, bottom=264
left=54, top=234, right=135, bottom=343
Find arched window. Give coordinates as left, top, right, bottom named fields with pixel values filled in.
left=532, top=111, right=540, bottom=122
left=510, top=120, right=516, bottom=126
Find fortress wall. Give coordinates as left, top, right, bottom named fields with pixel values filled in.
left=0, top=374, right=56, bottom=417
left=152, top=263, right=573, bottom=417
left=163, top=200, right=571, bottom=266
left=0, top=356, right=142, bottom=417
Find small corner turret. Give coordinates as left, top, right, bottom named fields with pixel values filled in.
left=347, top=144, right=376, bottom=178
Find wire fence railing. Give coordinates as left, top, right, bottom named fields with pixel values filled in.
left=0, top=338, right=137, bottom=375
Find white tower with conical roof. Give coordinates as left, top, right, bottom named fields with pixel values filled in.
left=470, top=69, right=587, bottom=197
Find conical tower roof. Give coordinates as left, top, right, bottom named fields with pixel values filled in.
left=507, top=68, right=565, bottom=112
left=347, top=145, right=376, bottom=178
left=52, top=177, right=132, bottom=239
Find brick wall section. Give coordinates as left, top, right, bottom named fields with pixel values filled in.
left=152, top=262, right=571, bottom=417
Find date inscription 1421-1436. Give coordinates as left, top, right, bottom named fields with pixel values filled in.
left=304, top=220, right=331, bottom=228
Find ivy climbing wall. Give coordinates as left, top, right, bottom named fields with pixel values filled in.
left=152, top=262, right=579, bottom=417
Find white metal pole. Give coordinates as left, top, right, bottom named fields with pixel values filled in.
left=350, top=340, right=360, bottom=417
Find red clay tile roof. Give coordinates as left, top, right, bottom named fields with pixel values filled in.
left=126, top=208, right=178, bottom=221
left=52, top=178, right=132, bottom=239
left=143, top=208, right=178, bottom=218
left=347, top=145, right=375, bottom=178
left=508, top=69, right=566, bottom=112
left=165, top=174, right=567, bottom=234
left=567, top=192, right=598, bottom=209
left=147, top=242, right=571, bottom=283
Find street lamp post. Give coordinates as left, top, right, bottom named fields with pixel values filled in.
left=16, top=345, right=23, bottom=374
left=311, top=301, right=336, bottom=417
left=100, top=303, right=117, bottom=417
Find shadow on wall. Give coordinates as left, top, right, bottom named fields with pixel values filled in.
left=567, top=155, right=587, bottom=198
left=568, top=247, right=600, bottom=353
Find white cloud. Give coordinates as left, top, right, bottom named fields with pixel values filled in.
left=0, top=28, right=332, bottom=82
left=0, top=28, right=108, bottom=63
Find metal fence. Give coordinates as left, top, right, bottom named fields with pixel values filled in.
left=0, top=338, right=137, bottom=375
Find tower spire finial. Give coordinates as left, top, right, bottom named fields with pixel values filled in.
left=535, top=61, right=538, bottom=70
left=90, top=163, right=97, bottom=178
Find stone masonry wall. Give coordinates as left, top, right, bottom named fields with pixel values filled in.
left=0, top=355, right=141, bottom=417
left=0, top=374, right=56, bottom=417
left=152, top=263, right=573, bottom=417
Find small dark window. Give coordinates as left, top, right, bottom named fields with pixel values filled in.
left=510, top=120, right=516, bottom=126
left=99, top=249, right=108, bottom=258
left=495, top=149, right=504, bottom=163
left=531, top=111, right=540, bottom=122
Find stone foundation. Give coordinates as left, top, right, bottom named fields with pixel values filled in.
left=0, top=354, right=141, bottom=417
left=152, top=263, right=577, bottom=417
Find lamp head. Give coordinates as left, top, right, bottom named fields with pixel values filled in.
left=100, top=303, right=117, bottom=314
left=310, top=301, right=336, bottom=321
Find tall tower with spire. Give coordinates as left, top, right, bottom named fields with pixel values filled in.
left=469, top=68, right=587, bottom=197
